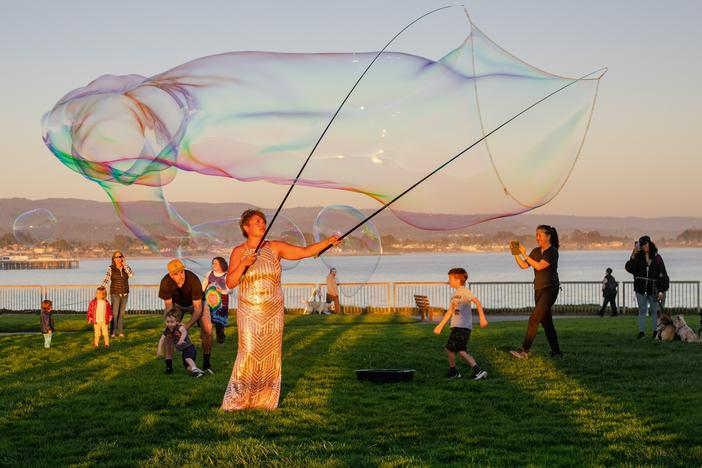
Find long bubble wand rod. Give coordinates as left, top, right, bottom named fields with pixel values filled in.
left=317, top=66, right=608, bottom=257
left=252, top=5, right=460, bottom=254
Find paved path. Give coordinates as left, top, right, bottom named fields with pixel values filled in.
left=426, top=314, right=598, bottom=323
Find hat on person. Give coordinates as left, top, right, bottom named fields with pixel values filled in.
left=167, top=259, right=185, bottom=275
left=638, top=235, right=651, bottom=246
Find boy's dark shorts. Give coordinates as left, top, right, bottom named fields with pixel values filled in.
left=445, top=327, right=471, bottom=352
left=181, top=344, right=197, bottom=367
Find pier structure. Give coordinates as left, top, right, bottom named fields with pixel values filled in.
left=0, top=258, right=80, bottom=270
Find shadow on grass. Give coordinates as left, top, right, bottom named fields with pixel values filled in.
left=4, top=316, right=699, bottom=465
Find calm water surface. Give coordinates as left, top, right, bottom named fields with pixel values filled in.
left=1, top=249, right=700, bottom=285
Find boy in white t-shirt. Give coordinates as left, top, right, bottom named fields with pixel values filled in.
left=87, top=287, right=113, bottom=349
left=434, top=268, right=488, bottom=380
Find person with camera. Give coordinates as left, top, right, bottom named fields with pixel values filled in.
left=509, top=225, right=563, bottom=359
left=625, top=235, right=669, bottom=339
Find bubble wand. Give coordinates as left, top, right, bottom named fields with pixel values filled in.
left=316, top=66, right=608, bottom=257
left=251, top=5, right=461, bottom=256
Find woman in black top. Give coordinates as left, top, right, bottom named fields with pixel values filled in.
left=510, top=225, right=562, bottom=359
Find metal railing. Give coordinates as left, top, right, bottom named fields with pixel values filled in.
left=0, top=281, right=699, bottom=315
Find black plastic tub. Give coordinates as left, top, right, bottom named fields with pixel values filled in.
left=355, top=369, right=415, bottom=383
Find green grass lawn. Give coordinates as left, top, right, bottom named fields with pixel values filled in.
left=1, top=313, right=701, bottom=466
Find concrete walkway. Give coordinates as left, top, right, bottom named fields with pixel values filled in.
left=425, top=314, right=599, bottom=323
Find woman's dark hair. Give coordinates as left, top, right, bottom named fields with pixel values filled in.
left=645, top=240, right=658, bottom=257
left=537, top=224, right=559, bottom=248
left=606, top=267, right=612, bottom=275
left=213, top=256, right=228, bottom=271
left=239, top=209, right=266, bottom=238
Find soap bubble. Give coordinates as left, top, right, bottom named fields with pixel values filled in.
left=42, top=8, right=604, bottom=254
left=13, top=209, right=58, bottom=246
left=188, top=211, right=306, bottom=270
left=313, top=205, right=382, bottom=297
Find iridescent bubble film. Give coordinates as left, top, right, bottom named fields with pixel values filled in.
left=42, top=9, right=604, bottom=252
left=313, top=205, right=382, bottom=297
left=189, top=211, right=305, bottom=270
left=13, top=209, right=58, bottom=246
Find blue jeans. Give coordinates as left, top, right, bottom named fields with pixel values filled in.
left=635, top=292, right=659, bottom=333
left=110, top=294, right=128, bottom=335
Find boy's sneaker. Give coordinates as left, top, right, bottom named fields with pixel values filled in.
left=473, top=370, right=488, bottom=380
left=165, top=367, right=174, bottom=375
left=444, top=371, right=462, bottom=379
left=509, top=349, right=529, bottom=359
left=191, top=368, right=205, bottom=378
left=204, top=368, right=215, bottom=375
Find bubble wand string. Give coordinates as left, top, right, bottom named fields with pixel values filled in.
left=317, top=66, right=608, bottom=257
left=251, top=5, right=461, bottom=258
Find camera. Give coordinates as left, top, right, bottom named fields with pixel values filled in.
left=509, top=240, right=521, bottom=255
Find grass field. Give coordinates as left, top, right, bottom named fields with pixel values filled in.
left=1, top=313, right=702, bottom=466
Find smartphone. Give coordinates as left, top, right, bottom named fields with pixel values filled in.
left=634, top=241, right=640, bottom=250
left=510, top=240, right=521, bottom=255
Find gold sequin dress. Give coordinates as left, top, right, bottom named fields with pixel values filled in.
left=222, top=242, right=284, bottom=410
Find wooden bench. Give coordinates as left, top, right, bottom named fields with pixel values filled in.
left=414, top=294, right=432, bottom=321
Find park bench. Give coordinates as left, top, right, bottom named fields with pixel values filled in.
left=414, top=294, right=432, bottom=321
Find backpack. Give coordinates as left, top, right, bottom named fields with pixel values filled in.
left=605, top=275, right=617, bottom=293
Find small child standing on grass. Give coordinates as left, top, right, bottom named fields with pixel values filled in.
left=40, top=299, right=54, bottom=349
left=87, top=287, right=112, bottom=349
left=434, top=267, right=489, bottom=380
left=157, top=309, right=204, bottom=377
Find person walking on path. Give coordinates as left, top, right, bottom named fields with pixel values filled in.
left=599, top=268, right=618, bottom=317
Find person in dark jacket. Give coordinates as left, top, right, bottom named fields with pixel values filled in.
left=599, top=268, right=618, bottom=317
left=100, top=251, right=133, bottom=338
left=625, top=235, right=669, bottom=339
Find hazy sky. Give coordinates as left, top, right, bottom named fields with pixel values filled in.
left=1, top=0, right=700, bottom=218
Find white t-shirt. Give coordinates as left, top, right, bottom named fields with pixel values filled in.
left=450, top=286, right=474, bottom=329
left=95, top=300, right=107, bottom=324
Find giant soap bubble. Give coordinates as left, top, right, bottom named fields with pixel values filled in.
left=13, top=209, right=58, bottom=246
left=313, top=205, right=382, bottom=297
left=188, top=211, right=305, bottom=270
left=42, top=8, right=604, bottom=254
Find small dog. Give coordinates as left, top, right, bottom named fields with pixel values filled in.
left=672, top=315, right=700, bottom=342
left=656, top=314, right=676, bottom=342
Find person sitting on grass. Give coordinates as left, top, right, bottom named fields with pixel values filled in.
left=434, top=267, right=489, bottom=380
left=87, top=287, right=112, bottom=349
left=40, top=299, right=54, bottom=349
left=157, top=309, right=205, bottom=377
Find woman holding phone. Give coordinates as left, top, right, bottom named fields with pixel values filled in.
left=509, top=225, right=563, bottom=359
left=625, top=235, right=669, bottom=339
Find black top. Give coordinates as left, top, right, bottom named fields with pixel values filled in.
left=625, top=253, right=668, bottom=295
left=529, top=246, right=559, bottom=290
left=109, top=264, right=130, bottom=294
left=158, top=270, right=202, bottom=307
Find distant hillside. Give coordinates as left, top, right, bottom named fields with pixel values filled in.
left=1, top=198, right=701, bottom=243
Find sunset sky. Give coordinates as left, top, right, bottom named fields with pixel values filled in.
left=1, top=0, right=700, bottom=219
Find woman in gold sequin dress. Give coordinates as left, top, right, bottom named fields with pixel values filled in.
left=222, top=209, right=339, bottom=410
